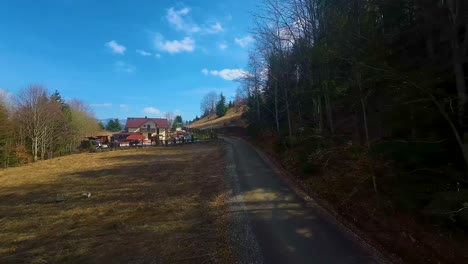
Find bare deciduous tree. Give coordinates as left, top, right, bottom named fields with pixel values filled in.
left=14, top=85, right=51, bottom=161
left=200, top=91, right=218, bottom=116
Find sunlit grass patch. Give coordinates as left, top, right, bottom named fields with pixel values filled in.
left=189, top=107, right=247, bottom=130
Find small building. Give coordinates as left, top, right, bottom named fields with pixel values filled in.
left=124, top=117, right=169, bottom=141
left=111, top=132, right=140, bottom=142
left=95, top=131, right=114, bottom=144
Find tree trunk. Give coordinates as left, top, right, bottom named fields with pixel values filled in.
left=274, top=79, right=280, bottom=134
left=317, top=95, right=323, bottom=132
left=324, top=92, right=334, bottom=135
left=324, top=56, right=335, bottom=135
left=285, top=88, right=293, bottom=147
left=451, top=39, right=467, bottom=127
left=447, top=0, right=468, bottom=178
left=410, top=104, right=417, bottom=141
left=356, top=64, right=377, bottom=194
left=256, top=85, right=261, bottom=122
left=452, top=42, right=468, bottom=178
left=33, top=135, right=38, bottom=162
left=41, top=126, right=47, bottom=160
left=351, top=0, right=378, bottom=194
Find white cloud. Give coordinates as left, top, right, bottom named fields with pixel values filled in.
left=166, top=6, right=225, bottom=35
left=218, top=43, right=228, bottom=50
left=179, top=87, right=236, bottom=97
left=276, top=20, right=304, bottom=48
left=143, top=107, right=161, bottom=115
left=166, top=7, right=200, bottom=33
left=154, top=34, right=195, bottom=54
left=205, top=68, right=247, bottom=81
left=105, top=40, right=126, bottom=54
left=260, top=67, right=269, bottom=80
left=206, top=22, right=224, bottom=33
left=0, top=88, right=12, bottom=108
left=0, top=88, right=11, bottom=101
left=115, top=61, right=135, bottom=73
left=91, top=103, right=112, bottom=107
left=119, top=104, right=129, bottom=111
left=234, top=35, right=254, bottom=48
left=136, top=49, right=152, bottom=56
left=201, top=68, right=209, bottom=75
left=155, top=53, right=161, bottom=58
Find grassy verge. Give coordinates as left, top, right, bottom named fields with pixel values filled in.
left=0, top=141, right=231, bottom=263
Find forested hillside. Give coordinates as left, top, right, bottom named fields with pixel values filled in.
left=239, top=0, right=468, bottom=262
left=0, top=85, right=100, bottom=167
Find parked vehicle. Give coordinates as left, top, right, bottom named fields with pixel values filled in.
left=80, top=139, right=102, bottom=151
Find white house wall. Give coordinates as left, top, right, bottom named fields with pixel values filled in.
left=141, top=121, right=156, bottom=128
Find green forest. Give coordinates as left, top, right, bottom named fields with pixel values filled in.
left=239, top=0, right=468, bottom=262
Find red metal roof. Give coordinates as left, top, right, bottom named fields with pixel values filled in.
left=126, top=134, right=146, bottom=140
left=125, top=117, right=169, bottom=129
left=112, top=132, right=139, bottom=136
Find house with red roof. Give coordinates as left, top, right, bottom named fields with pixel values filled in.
left=124, top=116, right=170, bottom=141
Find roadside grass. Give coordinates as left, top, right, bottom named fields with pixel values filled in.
left=0, top=141, right=231, bottom=263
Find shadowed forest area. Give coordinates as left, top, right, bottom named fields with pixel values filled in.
left=234, top=0, right=468, bottom=262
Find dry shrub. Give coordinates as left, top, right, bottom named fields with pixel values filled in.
left=13, top=144, right=32, bottom=164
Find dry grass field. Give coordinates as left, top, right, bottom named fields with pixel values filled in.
left=0, top=141, right=231, bottom=263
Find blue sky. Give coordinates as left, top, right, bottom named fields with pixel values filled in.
left=0, top=0, right=258, bottom=120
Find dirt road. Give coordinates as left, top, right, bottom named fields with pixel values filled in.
left=224, top=137, right=387, bottom=264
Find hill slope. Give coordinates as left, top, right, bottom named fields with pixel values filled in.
left=189, top=106, right=247, bottom=130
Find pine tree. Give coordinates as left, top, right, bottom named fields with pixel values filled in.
left=98, top=121, right=105, bottom=130
left=113, top=118, right=122, bottom=132
left=172, top=115, right=183, bottom=130
left=106, top=119, right=115, bottom=131
left=216, top=93, right=227, bottom=117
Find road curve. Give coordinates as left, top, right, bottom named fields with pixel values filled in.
left=223, top=137, right=386, bottom=264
